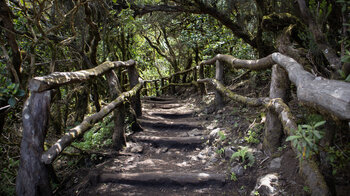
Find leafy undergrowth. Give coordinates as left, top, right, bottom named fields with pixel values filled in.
left=180, top=82, right=350, bottom=195
left=176, top=73, right=349, bottom=195
left=52, top=113, right=116, bottom=193
left=0, top=105, right=23, bottom=195
left=71, top=114, right=114, bottom=151
left=178, top=87, right=308, bottom=195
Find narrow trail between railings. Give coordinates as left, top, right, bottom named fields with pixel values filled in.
left=64, top=96, right=238, bottom=195
left=58, top=91, right=313, bottom=196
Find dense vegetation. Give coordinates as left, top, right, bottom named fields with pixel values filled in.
left=0, top=0, right=349, bottom=195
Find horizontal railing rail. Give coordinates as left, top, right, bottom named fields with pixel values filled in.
left=16, top=59, right=143, bottom=196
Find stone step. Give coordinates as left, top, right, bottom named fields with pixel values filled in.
left=131, top=135, right=208, bottom=145
left=92, top=172, right=226, bottom=186
left=138, top=119, right=202, bottom=130
left=150, top=111, right=194, bottom=119
left=143, top=96, right=177, bottom=102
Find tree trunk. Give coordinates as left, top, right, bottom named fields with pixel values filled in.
left=91, top=82, right=101, bottom=112
left=106, top=70, right=126, bottom=151
left=75, top=88, right=88, bottom=123
left=296, top=0, right=341, bottom=73
left=0, top=0, right=22, bottom=84
left=127, top=61, right=142, bottom=117
left=182, top=56, right=193, bottom=83
left=16, top=91, right=52, bottom=196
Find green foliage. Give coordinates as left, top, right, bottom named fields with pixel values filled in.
left=339, top=50, right=350, bottom=82
left=218, top=130, right=226, bottom=141
left=244, top=117, right=263, bottom=144
left=244, top=129, right=260, bottom=144
left=309, top=0, right=332, bottom=25
left=278, top=145, right=287, bottom=152
left=72, top=115, right=114, bottom=150
left=338, top=0, right=350, bottom=79
left=326, top=145, right=350, bottom=175
left=338, top=69, right=350, bottom=82
left=231, top=146, right=255, bottom=167
left=0, top=63, right=25, bottom=107
left=216, top=147, right=225, bottom=155
left=230, top=172, right=237, bottom=181
left=305, top=114, right=324, bottom=125
left=253, top=191, right=260, bottom=196
left=303, top=186, right=311, bottom=194
left=286, top=121, right=325, bottom=160
left=0, top=156, right=19, bottom=195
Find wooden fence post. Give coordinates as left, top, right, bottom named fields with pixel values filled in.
left=215, top=60, right=224, bottom=108
left=154, top=80, right=159, bottom=96
left=16, top=91, right=52, bottom=196
left=198, top=64, right=206, bottom=94
left=170, top=76, right=175, bottom=95
left=143, top=82, right=148, bottom=96
left=127, top=60, right=142, bottom=117
left=106, top=70, right=126, bottom=150
left=263, top=64, right=290, bottom=153
left=120, top=69, right=128, bottom=91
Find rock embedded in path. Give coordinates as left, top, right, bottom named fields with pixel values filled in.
left=207, top=123, right=217, bottom=130
left=269, top=157, right=282, bottom=169
left=224, top=147, right=235, bottom=159
left=251, top=173, right=279, bottom=196
left=126, top=143, right=144, bottom=153
left=188, top=128, right=202, bottom=136
left=231, top=165, right=244, bottom=177
left=209, top=128, right=221, bottom=139
left=209, top=154, right=218, bottom=163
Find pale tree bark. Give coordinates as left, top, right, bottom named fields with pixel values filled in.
left=201, top=53, right=350, bottom=120
left=264, top=64, right=290, bottom=153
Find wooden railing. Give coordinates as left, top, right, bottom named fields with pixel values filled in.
left=142, top=52, right=350, bottom=196
left=16, top=52, right=350, bottom=196
left=142, top=63, right=208, bottom=96
left=16, top=60, right=143, bottom=196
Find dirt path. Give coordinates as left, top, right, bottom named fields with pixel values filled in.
left=62, top=96, right=236, bottom=195
left=59, top=95, right=309, bottom=196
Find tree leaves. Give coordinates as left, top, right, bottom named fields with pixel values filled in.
left=8, top=97, right=16, bottom=107
left=286, top=120, right=325, bottom=161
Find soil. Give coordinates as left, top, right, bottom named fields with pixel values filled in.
left=57, top=87, right=310, bottom=196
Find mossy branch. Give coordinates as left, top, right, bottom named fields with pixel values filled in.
left=29, top=60, right=136, bottom=92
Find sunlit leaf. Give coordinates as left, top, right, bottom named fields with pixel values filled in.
left=314, top=121, right=326, bottom=128
left=286, top=135, right=302, bottom=141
